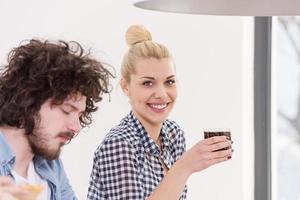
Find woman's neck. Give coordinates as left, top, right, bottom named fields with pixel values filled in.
left=132, top=112, right=162, bottom=143
left=144, top=123, right=162, bottom=143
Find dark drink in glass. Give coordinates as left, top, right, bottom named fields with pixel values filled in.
left=204, top=128, right=231, bottom=151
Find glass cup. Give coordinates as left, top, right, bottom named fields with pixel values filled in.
left=203, top=128, right=231, bottom=151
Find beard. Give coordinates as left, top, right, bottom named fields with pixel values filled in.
left=27, top=129, right=73, bottom=160
left=28, top=131, right=62, bottom=160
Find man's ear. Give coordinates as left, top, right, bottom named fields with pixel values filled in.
left=120, top=78, right=129, bottom=96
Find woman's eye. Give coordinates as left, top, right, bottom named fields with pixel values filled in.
left=142, top=81, right=153, bottom=86
left=166, top=79, right=176, bottom=85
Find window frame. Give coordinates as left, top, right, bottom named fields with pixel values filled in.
left=254, top=16, right=272, bottom=200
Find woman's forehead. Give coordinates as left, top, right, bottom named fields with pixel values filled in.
left=134, top=58, right=175, bottom=75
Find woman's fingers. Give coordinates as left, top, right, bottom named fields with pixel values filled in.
left=208, top=140, right=232, bottom=152
left=178, top=136, right=234, bottom=173
left=195, top=137, right=233, bottom=170
left=201, top=148, right=232, bottom=160
left=211, top=148, right=233, bottom=159
left=201, top=136, right=228, bottom=145
left=206, top=155, right=231, bottom=166
left=197, top=136, right=232, bottom=153
left=197, top=148, right=233, bottom=170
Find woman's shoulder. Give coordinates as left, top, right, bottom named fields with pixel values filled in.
left=163, top=120, right=186, bottom=157
left=105, top=126, right=135, bottom=143
left=163, top=119, right=185, bottom=143
left=164, top=119, right=183, bottom=133
left=95, top=118, right=141, bottom=153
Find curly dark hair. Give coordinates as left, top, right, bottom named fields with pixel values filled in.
left=0, top=39, right=114, bottom=134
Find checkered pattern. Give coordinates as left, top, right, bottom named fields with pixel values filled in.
left=87, top=111, right=187, bottom=200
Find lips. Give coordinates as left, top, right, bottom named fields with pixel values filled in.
left=58, top=135, right=71, bottom=142
left=148, top=103, right=169, bottom=112
left=57, top=132, right=74, bottom=143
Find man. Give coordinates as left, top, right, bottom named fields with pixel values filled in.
left=0, top=39, right=114, bottom=200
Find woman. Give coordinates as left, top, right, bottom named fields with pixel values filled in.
left=87, top=25, right=233, bottom=200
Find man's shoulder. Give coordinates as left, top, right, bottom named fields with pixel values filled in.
left=34, top=157, right=65, bottom=173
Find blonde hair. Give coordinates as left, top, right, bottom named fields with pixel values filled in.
left=121, top=25, right=171, bottom=82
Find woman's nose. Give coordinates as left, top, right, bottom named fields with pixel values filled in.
left=154, top=85, right=168, bottom=98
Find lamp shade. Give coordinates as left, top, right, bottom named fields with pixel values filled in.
left=134, top=0, right=300, bottom=16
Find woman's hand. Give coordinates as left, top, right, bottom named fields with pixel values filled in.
left=147, top=136, right=233, bottom=200
left=176, top=136, right=233, bottom=175
left=0, top=176, right=36, bottom=200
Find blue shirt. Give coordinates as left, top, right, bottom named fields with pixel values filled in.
left=0, top=133, right=77, bottom=200
left=87, top=111, right=187, bottom=200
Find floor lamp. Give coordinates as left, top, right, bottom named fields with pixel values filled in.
left=133, top=1, right=300, bottom=200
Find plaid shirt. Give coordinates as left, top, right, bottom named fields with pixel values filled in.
left=87, top=112, right=187, bottom=200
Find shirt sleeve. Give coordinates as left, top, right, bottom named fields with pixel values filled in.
left=177, top=128, right=188, bottom=200
left=168, top=120, right=186, bottom=162
left=170, top=123, right=188, bottom=200
left=177, top=128, right=186, bottom=159
left=87, top=137, right=144, bottom=200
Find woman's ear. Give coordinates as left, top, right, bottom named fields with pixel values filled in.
left=120, top=78, right=129, bottom=96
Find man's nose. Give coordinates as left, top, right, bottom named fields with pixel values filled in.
left=67, top=117, right=81, bottom=134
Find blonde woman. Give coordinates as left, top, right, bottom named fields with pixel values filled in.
left=87, top=25, right=233, bottom=200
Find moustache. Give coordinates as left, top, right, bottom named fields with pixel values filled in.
left=59, top=132, right=76, bottom=144
left=59, top=132, right=75, bottom=138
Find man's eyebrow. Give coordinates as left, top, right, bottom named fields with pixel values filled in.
left=63, top=102, right=85, bottom=113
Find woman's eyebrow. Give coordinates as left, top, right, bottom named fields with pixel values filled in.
left=139, top=76, right=155, bottom=80
left=166, top=75, right=175, bottom=79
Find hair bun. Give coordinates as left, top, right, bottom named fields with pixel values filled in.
left=125, top=25, right=152, bottom=47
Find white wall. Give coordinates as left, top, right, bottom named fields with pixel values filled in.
left=0, top=0, right=254, bottom=199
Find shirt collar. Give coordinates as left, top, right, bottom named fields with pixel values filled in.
left=0, top=133, right=16, bottom=173
left=127, top=112, right=161, bottom=157
left=0, top=132, right=58, bottom=187
left=161, top=121, right=178, bottom=147
left=160, top=124, right=170, bottom=147
left=127, top=111, right=174, bottom=158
